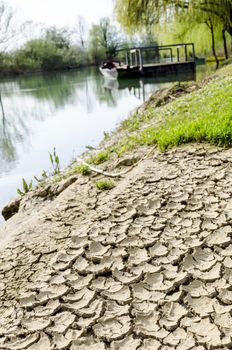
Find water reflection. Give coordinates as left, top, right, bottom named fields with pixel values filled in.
left=0, top=70, right=101, bottom=174
left=0, top=92, right=28, bottom=173
left=0, top=66, right=204, bottom=221
left=103, top=70, right=196, bottom=103
left=0, top=68, right=197, bottom=175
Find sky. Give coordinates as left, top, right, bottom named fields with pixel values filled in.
left=9, top=0, right=114, bottom=28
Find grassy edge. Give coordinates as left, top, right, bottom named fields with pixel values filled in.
left=37, top=63, right=232, bottom=187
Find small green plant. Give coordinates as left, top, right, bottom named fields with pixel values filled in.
left=75, top=164, right=91, bottom=175
left=103, top=131, right=110, bottom=140
left=34, top=170, right=48, bottom=183
left=96, top=179, right=115, bottom=190
left=52, top=173, right=64, bottom=183
left=66, top=163, right=91, bottom=177
left=89, top=150, right=109, bottom=165
left=49, top=147, right=60, bottom=174
left=85, top=145, right=95, bottom=150
left=17, top=178, right=33, bottom=196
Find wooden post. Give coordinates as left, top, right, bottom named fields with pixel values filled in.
left=170, top=48, right=173, bottom=62
left=135, top=50, right=138, bottom=66
left=184, top=45, right=188, bottom=61
left=138, top=49, right=143, bottom=71
left=177, top=47, right=180, bottom=62
left=125, top=52, right=129, bottom=66
left=192, top=43, right=195, bottom=61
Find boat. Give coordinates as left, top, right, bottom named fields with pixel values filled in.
left=99, top=61, right=118, bottom=79
left=100, top=43, right=196, bottom=80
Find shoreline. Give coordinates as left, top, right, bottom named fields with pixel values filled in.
left=1, top=61, right=229, bottom=225
left=1, top=63, right=232, bottom=348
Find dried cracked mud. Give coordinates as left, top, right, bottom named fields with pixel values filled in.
left=0, top=144, right=232, bottom=349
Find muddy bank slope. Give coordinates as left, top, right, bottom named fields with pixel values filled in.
left=1, top=65, right=232, bottom=349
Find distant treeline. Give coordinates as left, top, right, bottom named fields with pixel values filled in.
left=0, top=0, right=231, bottom=76
left=0, top=28, right=96, bottom=75
left=0, top=16, right=154, bottom=76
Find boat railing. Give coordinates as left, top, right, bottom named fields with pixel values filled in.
left=116, top=43, right=195, bottom=70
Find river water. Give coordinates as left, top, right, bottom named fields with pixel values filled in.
left=0, top=66, right=210, bottom=222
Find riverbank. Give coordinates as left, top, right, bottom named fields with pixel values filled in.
left=0, top=65, right=154, bottom=224
left=1, top=63, right=232, bottom=349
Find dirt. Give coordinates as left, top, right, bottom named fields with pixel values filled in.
left=0, top=143, right=232, bottom=349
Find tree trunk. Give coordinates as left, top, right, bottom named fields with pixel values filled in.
left=225, top=23, right=232, bottom=37
left=222, top=27, right=228, bottom=59
left=206, top=17, right=219, bottom=69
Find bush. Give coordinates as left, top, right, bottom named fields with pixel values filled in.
left=96, top=179, right=115, bottom=190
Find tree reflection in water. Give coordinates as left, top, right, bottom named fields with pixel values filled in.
left=0, top=73, right=79, bottom=175
left=0, top=67, right=199, bottom=221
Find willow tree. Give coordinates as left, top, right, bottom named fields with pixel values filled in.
left=115, top=0, right=231, bottom=62
left=115, top=0, right=232, bottom=36
left=115, top=0, right=164, bottom=33
left=201, top=0, right=231, bottom=58
left=164, top=6, right=223, bottom=67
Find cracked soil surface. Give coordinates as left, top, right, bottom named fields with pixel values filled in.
left=0, top=144, right=232, bottom=349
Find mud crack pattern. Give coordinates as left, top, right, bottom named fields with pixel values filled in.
left=0, top=144, right=232, bottom=349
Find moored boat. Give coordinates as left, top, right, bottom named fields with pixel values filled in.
left=99, top=61, right=118, bottom=79
left=100, top=43, right=196, bottom=80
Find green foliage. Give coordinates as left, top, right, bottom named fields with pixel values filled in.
left=115, top=0, right=232, bottom=58
left=157, top=20, right=223, bottom=56
left=96, top=179, right=115, bottom=190
left=34, top=170, right=48, bottom=183
left=17, top=148, right=61, bottom=195
left=0, top=16, right=143, bottom=74
left=115, top=0, right=159, bottom=33
left=14, top=37, right=82, bottom=72
left=115, top=0, right=232, bottom=34
left=49, top=147, right=60, bottom=175
left=103, top=131, right=110, bottom=140
left=112, top=66, right=232, bottom=155
left=1, top=26, right=89, bottom=74
left=45, top=27, right=71, bottom=49
left=89, top=150, right=109, bottom=165
left=70, top=164, right=91, bottom=175
left=88, top=17, right=122, bottom=63
left=52, top=173, right=64, bottom=183
left=17, top=178, right=33, bottom=196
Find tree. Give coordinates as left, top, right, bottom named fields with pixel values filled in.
left=115, top=0, right=161, bottom=33
left=20, top=20, right=43, bottom=43
left=45, top=26, right=71, bottom=49
left=75, top=16, right=87, bottom=48
left=192, top=0, right=232, bottom=37
left=169, top=6, right=222, bottom=66
left=115, top=0, right=232, bottom=39
left=205, top=17, right=219, bottom=68
left=88, top=18, right=122, bottom=62
left=115, top=0, right=231, bottom=64
left=0, top=1, right=20, bottom=50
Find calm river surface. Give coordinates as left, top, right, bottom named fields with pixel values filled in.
left=0, top=66, right=209, bottom=222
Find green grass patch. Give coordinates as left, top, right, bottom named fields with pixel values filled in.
left=89, top=150, right=109, bottom=165
left=69, top=164, right=91, bottom=176
left=119, top=108, right=154, bottom=133
left=111, top=73, right=232, bottom=153
left=96, top=179, right=115, bottom=190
